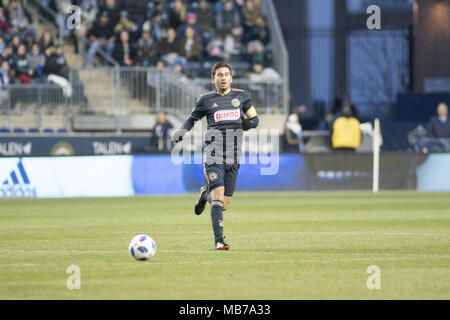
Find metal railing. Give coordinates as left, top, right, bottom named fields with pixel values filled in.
left=0, top=84, right=75, bottom=129
left=116, top=67, right=205, bottom=116
left=106, top=68, right=284, bottom=115
left=1, top=67, right=285, bottom=112
left=1, top=67, right=286, bottom=133
left=193, top=78, right=284, bottom=113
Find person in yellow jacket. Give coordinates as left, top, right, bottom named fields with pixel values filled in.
left=331, top=105, right=361, bottom=151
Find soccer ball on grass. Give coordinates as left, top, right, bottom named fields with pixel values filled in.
left=129, top=234, right=156, bottom=261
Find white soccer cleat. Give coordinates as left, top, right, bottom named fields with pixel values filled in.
left=214, top=238, right=230, bottom=250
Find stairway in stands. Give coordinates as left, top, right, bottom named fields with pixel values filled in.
left=53, top=25, right=151, bottom=117
left=77, top=68, right=150, bottom=116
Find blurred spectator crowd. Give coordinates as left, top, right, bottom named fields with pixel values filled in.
left=0, top=0, right=74, bottom=103
left=0, top=0, right=276, bottom=105
left=41, top=0, right=273, bottom=76
left=0, top=0, right=274, bottom=85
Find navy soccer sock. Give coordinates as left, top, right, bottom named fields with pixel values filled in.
left=211, top=201, right=224, bottom=242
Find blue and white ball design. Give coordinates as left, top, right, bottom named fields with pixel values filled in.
left=129, top=234, right=156, bottom=261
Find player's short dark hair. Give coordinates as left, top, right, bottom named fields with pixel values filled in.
left=211, top=62, right=232, bottom=77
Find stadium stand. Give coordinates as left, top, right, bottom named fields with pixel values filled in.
left=0, top=0, right=90, bottom=133
left=0, top=0, right=287, bottom=138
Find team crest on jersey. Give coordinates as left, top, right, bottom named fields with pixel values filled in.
left=212, top=103, right=219, bottom=108
left=214, top=109, right=241, bottom=122
left=209, top=172, right=218, bottom=181
left=231, top=98, right=240, bottom=107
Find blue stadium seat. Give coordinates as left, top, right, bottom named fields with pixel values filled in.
left=0, top=127, right=10, bottom=133
left=13, top=127, right=25, bottom=133
left=42, top=128, right=55, bottom=133
left=28, top=128, right=40, bottom=133
left=57, top=128, right=68, bottom=134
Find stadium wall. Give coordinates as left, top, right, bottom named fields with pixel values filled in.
left=0, top=135, right=151, bottom=157
left=0, top=153, right=448, bottom=199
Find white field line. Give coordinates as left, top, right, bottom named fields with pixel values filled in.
left=2, top=257, right=449, bottom=269
left=229, top=231, right=440, bottom=236
left=148, top=255, right=450, bottom=265
left=0, top=226, right=446, bottom=236
left=1, top=252, right=449, bottom=266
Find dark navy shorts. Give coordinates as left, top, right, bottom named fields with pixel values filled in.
left=203, top=163, right=240, bottom=197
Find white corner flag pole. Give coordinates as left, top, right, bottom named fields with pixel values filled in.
left=372, top=118, right=381, bottom=193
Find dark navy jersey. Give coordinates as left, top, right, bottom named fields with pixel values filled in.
left=190, top=88, right=258, bottom=164
left=190, top=88, right=257, bottom=128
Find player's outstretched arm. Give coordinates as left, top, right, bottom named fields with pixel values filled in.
left=172, top=116, right=198, bottom=143
left=172, top=96, right=206, bottom=143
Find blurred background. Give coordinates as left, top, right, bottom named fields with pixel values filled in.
left=0, top=0, right=449, bottom=197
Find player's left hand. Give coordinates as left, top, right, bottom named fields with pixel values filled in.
left=172, top=128, right=187, bottom=143
left=242, top=118, right=254, bottom=131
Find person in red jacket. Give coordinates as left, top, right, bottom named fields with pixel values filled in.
left=0, top=7, right=10, bottom=34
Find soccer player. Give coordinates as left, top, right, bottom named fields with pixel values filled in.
left=172, top=62, right=259, bottom=250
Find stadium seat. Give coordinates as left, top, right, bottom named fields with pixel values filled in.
left=185, top=62, right=202, bottom=70
left=185, top=62, right=202, bottom=78
left=230, top=61, right=251, bottom=72
left=42, top=128, right=55, bottom=133
left=57, top=128, right=68, bottom=134
left=13, top=127, right=25, bottom=133
left=0, top=127, right=10, bottom=133
left=28, top=128, right=40, bottom=133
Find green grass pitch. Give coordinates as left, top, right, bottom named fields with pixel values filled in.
left=0, top=191, right=449, bottom=299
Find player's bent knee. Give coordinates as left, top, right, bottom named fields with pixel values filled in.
left=211, top=186, right=225, bottom=201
